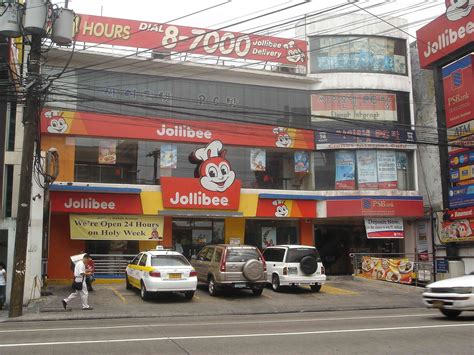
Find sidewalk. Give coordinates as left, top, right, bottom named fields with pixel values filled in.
left=0, top=276, right=425, bottom=322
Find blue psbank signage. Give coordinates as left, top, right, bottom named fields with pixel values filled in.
left=449, top=184, right=474, bottom=208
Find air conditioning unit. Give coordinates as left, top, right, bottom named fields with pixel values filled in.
left=272, top=65, right=297, bottom=74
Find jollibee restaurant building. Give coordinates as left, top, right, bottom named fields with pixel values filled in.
left=41, top=109, right=424, bottom=280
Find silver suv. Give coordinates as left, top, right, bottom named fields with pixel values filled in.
left=191, top=244, right=267, bottom=296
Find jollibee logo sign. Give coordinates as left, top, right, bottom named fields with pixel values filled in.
left=44, top=110, right=70, bottom=134
left=161, top=140, right=241, bottom=210
left=273, top=200, right=289, bottom=217
left=446, top=0, right=474, bottom=21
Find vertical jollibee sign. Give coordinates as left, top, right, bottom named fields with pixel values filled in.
left=364, top=217, right=405, bottom=239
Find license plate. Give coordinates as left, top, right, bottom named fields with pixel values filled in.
left=288, top=268, right=298, bottom=275
left=168, top=273, right=182, bottom=279
left=432, top=300, right=444, bottom=309
left=233, top=283, right=246, bottom=288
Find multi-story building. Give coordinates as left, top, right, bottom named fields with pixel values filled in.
left=37, top=12, right=425, bottom=282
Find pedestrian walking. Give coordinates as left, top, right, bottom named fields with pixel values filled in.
left=85, top=258, right=95, bottom=292
left=62, top=254, right=93, bottom=310
left=0, top=262, right=6, bottom=310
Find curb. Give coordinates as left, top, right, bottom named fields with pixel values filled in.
left=2, top=304, right=425, bottom=323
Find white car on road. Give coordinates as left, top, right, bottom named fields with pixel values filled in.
left=422, top=273, right=474, bottom=318
left=125, top=247, right=197, bottom=300
left=262, top=245, right=326, bottom=292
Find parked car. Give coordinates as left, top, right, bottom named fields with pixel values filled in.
left=125, top=247, right=197, bottom=300
left=191, top=244, right=266, bottom=296
left=422, top=272, right=474, bottom=318
left=262, top=245, right=326, bottom=292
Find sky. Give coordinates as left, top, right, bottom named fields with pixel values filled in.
left=58, top=0, right=447, bottom=39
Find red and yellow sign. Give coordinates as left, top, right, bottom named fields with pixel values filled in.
left=51, top=191, right=143, bottom=214
left=76, top=14, right=307, bottom=66
left=41, top=110, right=315, bottom=150
left=161, top=177, right=241, bottom=210
left=359, top=256, right=414, bottom=284
left=439, top=217, right=474, bottom=243
left=256, top=199, right=316, bottom=218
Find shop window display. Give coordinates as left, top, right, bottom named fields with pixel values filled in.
left=74, top=137, right=312, bottom=190
left=314, top=150, right=414, bottom=190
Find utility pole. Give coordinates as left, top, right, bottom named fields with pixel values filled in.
left=9, top=34, right=42, bottom=318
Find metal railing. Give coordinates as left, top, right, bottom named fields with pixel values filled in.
left=349, top=252, right=434, bottom=287
left=90, top=254, right=135, bottom=278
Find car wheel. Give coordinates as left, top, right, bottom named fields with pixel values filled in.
left=252, top=286, right=264, bottom=296
left=140, top=281, right=150, bottom=301
left=184, top=291, right=195, bottom=300
left=310, top=284, right=322, bottom=292
left=440, top=309, right=462, bottom=319
left=208, top=276, right=218, bottom=297
left=125, top=275, right=133, bottom=290
left=272, top=274, right=281, bottom=292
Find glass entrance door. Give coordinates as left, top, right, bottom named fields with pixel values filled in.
left=172, top=219, right=224, bottom=258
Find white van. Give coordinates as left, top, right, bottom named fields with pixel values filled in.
left=262, top=245, right=326, bottom=292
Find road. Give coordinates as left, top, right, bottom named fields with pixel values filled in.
left=0, top=308, right=473, bottom=354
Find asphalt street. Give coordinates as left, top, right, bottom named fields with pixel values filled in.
left=0, top=308, right=473, bottom=354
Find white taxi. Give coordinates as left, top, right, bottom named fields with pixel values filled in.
left=125, top=247, right=197, bottom=300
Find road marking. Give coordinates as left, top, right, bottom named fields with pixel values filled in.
left=1, top=323, right=473, bottom=348
left=321, top=285, right=358, bottom=295
left=109, top=287, right=127, bottom=304
left=0, top=313, right=434, bottom=334
left=261, top=293, right=272, bottom=299
left=193, top=295, right=200, bottom=300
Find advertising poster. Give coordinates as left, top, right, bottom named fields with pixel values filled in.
left=416, top=221, right=429, bottom=261
left=294, top=151, right=310, bottom=173
left=438, top=215, right=474, bottom=243
left=311, top=92, right=397, bottom=122
left=98, top=140, right=117, bottom=165
left=447, top=120, right=474, bottom=142
left=356, top=150, right=378, bottom=189
left=360, top=256, right=414, bottom=284
left=364, top=217, right=404, bottom=239
left=250, top=149, right=266, bottom=171
left=70, top=214, right=164, bottom=241
left=376, top=151, right=397, bottom=189
left=160, top=144, right=177, bottom=169
left=76, top=14, right=307, bottom=66
left=262, top=227, right=276, bottom=248
left=442, top=55, right=474, bottom=128
left=335, top=150, right=356, bottom=189
left=448, top=184, right=474, bottom=208
left=449, top=150, right=474, bottom=168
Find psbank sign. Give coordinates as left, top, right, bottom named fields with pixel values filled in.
left=161, top=141, right=241, bottom=210
left=417, top=1, right=474, bottom=68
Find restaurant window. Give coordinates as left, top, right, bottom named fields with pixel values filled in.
left=314, top=150, right=414, bottom=191
left=75, top=137, right=312, bottom=190
left=245, top=220, right=299, bottom=249
left=309, top=35, right=407, bottom=75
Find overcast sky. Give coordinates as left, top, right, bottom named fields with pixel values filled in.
left=60, top=0, right=446, bottom=38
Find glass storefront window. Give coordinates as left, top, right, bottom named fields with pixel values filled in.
left=314, top=150, right=414, bottom=191
left=245, top=220, right=299, bottom=249
left=309, top=35, right=407, bottom=75
left=74, top=137, right=312, bottom=190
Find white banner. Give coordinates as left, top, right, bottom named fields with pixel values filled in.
left=364, top=217, right=404, bottom=239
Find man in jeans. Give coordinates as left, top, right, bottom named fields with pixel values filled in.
left=62, top=254, right=93, bottom=310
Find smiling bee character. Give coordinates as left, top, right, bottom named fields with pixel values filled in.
left=192, top=140, right=236, bottom=192
left=273, top=127, right=293, bottom=148
left=45, top=110, right=69, bottom=134
left=273, top=200, right=289, bottom=217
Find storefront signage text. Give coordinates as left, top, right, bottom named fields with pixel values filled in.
left=51, top=191, right=143, bottom=214
left=326, top=197, right=424, bottom=218
left=364, top=217, right=404, bottom=239
left=76, top=14, right=307, bottom=66
left=41, top=110, right=315, bottom=150
left=417, top=3, right=474, bottom=68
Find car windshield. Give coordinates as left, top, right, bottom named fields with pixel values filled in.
left=226, top=249, right=260, bottom=262
left=286, top=248, right=321, bottom=263
left=151, top=255, right=190, bottom=267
